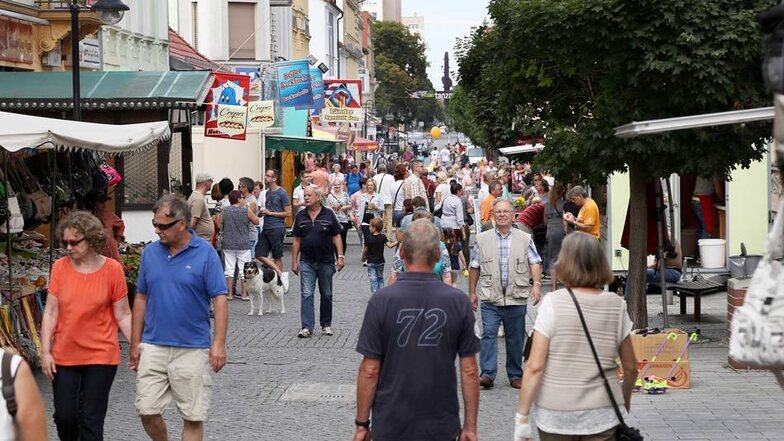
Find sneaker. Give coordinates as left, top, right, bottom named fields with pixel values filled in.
left=297, top=328, right=312, bottom=338
left=362, top=260, right=368, bottom=267
left=281, top=272, right=290, bottom=292
left=322, top=326, right=333, bottom=336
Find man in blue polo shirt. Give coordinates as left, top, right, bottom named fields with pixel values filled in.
left=354, top=219, right=480, bottom=441
left=291, top=186, right=344, bottom=338
left=130, top=194, right=228, bottom=441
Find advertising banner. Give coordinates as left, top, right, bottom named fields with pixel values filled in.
left=297, top=67, right=324, bottom=110
left=217, top=105, right=248, bottom=137
left=0, top=18, right=33, bottom=64
left=247, top=100, right=275, bottom=129
left=275, top=59, right=313, bottom=108
left=205, top=73, right=250, bottom=140
left=322, top=80, right=363, bottom=125
left=234, top=66, right=262, bottom=98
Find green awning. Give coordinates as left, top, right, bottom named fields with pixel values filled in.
left=0, top=71, right=212, bottom=111
left=266, top=135, right=345, bottom=155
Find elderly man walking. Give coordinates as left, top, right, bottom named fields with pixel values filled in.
left=292, top=186, right=345, bottom=338
left=354, top=219, right=480, bottom=441
left=188, top=172, right=215, bottom=241
left=402, top=160, right=429, bottom=211
left=468, top=198, right=542, bottom=390
left=131, top=195, right=228, bottom=441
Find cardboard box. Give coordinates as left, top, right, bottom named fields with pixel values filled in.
left=631, top=328, right=691, bottom=389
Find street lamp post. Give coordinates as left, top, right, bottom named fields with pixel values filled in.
left=384, top=112, right=394, bottom=154
left=70, top=0, right=129, bottom=121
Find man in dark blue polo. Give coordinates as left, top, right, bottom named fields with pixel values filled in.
left=353, top=219, right=480, bottom=441
left=291, top=186, right=344, bottom=338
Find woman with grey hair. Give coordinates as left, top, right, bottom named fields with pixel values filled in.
left=514, top=232, right=638, bottom=441
left=41, top=210, right=132, bottom=440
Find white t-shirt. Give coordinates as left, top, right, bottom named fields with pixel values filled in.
left=0, top=350, right=21, bottom=441
left=373, top=172, right=394, bottom=205
left=434, top=183, right=451, bottom=210
left=440, top=147, right=451, bottom=163
left=391, top=180, right=405, bottom=211
left=292, top=184, right=306, bottom=206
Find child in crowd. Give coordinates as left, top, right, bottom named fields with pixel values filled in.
left=362, top=218, right=397, bottom=294
left=443, top=228, right=463, bottom=288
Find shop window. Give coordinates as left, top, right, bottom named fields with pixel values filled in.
left=229, top=2, right=256, bottom=59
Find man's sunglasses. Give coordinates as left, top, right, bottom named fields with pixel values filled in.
left=62, top=237, right=86, bottom=248
left=152, top=219, right=183, bottom=231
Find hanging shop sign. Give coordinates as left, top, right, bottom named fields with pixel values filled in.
left=248, top=100, right=275, bottom=129
left=0, top=18, right=33, bottom=64
left=322, top=79, right=363, bottom=125
left=79, top=38, right=101, bottom=70
left=205, top=73, right=250, bottom=140
left=217, top=105, right=248, bottom=137
left=275, top=59, right=313, bottom=108
left=296, top=67, right=324, bottom=111
left=234, top=66, right=262, bottom=98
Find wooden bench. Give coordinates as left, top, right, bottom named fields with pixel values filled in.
left=665, top=277, right=725, bottom=322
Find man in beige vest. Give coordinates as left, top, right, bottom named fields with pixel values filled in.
left=468, top=198, right=542, bottom=390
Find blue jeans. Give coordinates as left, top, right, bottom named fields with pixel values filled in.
left=691, top=200, right=710, bottom=240
left=299, top=260, right=336, bottom=330
left=480, top=302, right=526, bottom=382
left=646, top=267, right=682, bottom=284
left=367, top=263, right=384, bottom=294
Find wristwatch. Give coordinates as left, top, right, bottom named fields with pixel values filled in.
left=355, top=419, right=370, bottom=428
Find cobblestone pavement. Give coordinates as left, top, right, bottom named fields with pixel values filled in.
left=34, top=238, right=784, bottom=440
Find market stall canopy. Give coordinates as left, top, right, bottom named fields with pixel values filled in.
left=0, top=71, right=213, bottom=111
left=614, top=107, right=774, bottom=138
left=0, top=111, right=171, bottom=153
left=266, top=135, right=345, bottom=155
left=499, top=144, right=545, bottom=155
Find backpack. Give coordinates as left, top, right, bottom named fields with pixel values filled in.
left=1, top=350, right=17, bottom=421
left=729, top=197, right=784, bottom=388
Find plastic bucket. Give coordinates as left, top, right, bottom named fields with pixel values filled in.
left=728, top=256, right=746, bottom=278
left=744, top=255, right=762, bottom=276
left=698, top=239, right=726, bottom=269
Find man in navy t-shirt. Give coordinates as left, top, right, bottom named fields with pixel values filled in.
left=354, top=219, right=480, bottom=441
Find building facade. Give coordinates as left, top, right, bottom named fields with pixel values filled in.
left=361, top=0, right=400, bottom=23
left=308, top=0, right=340, bottom=77
left=337, top=0, right=361, bottom=79
left=291, top=0, right=310, bottom=59
left=101, top=0, right=169, bottom=71
left=270, top=3, right=292, bottom=61
left=168, top=0, right=273, bottom=68
left=402, top=14, right=423, bottom=38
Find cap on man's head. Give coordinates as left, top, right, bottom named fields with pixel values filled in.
left=195, top=172, right=214, bottom=183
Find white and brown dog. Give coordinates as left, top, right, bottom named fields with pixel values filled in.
left=243, top=261, right=285, bottom=316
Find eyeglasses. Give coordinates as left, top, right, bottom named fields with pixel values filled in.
left=62, top=237, right=86, bottom=248
left=152, top=219, right=183, bottom=230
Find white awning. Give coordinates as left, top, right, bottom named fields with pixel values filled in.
left=0, top=111, right=171, bottom=153
left=499, top=144, right=545, bottom=155
left=614, top=107, right=774, bottom=138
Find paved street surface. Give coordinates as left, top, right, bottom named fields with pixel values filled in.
left=34, top=236, right=784, bottom=440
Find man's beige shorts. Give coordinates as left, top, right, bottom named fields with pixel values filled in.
left=135, top=343, right=212, bottom=421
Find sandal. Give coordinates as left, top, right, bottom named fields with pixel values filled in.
left=241, top=296, right=250, bottom=301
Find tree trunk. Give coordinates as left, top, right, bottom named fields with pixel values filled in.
left=627, top=163, right=649, bottom=329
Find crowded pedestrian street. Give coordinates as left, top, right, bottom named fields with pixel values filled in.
left=30, top=237, right=784, bottom=440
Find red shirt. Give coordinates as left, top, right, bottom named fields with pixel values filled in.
left=517, top=203, right=545, bottom=229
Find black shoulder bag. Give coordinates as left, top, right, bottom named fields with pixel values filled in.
left=566, top=288, right=643, bottom=441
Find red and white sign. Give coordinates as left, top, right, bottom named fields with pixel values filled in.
left=204, top=73, right=251, bottom=140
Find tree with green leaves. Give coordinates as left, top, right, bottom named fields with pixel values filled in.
left=454, top=0, right=776, bottom=327
left=373, top=21, right=443, bottom=126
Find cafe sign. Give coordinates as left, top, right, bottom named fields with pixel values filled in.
left=0, top=18, right=34, bottom=64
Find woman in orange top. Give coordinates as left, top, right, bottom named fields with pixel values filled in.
left=40, top=211, right=132, bottom=441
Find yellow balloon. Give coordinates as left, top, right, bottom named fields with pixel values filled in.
left=430, top=127, right=442, bottom=140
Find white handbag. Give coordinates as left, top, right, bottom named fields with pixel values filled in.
left=1, top=196, right=24, bottom=234
left=728, top=197, right=784, bottom=387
